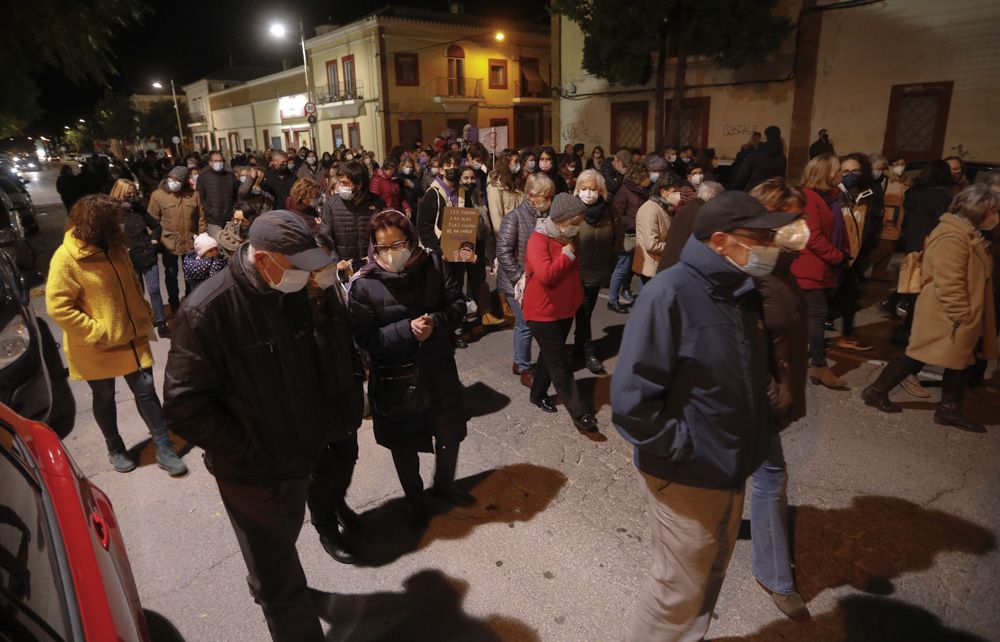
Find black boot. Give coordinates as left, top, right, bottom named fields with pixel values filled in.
left=334, top=499, right=362, bottom=533
left=391, top=448, right=431, bottom=528
left=861, top=358, right=912, bottom=413
left=431, top=443, right=476, bottom=507
left=934, top=369, right=985, bottom=432
left=106, top=436, right=137, bottom=473
left=584, top=342, right=605, bottom=374
left=317, top=523, right=360, bottom=564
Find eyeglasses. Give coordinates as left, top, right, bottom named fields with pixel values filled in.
left=374, top=240, right=409, bottom=254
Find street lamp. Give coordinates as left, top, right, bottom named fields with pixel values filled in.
left=270, top=19, right=316, bottom=149
left=152, top=79, right=186, bottom=157
left=78, top=119, right=86, bottom=123
left=495, top=31, right=505, bottom=41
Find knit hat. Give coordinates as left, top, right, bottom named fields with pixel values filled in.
left=167, top=166, right=188, bottom=182
left=548, top=192, right=586, bottom=223
left=645, top=155, right=669, bottom=172
left=194, top=233, right=218, bottom=258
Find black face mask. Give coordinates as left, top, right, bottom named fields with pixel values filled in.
left=444, top=168, right=461, bottom=183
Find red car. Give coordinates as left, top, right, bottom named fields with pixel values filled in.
left=0, top=403, right=150, bottom=641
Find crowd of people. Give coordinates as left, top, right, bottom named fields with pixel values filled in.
left=44, top=125, right=999, bottom=641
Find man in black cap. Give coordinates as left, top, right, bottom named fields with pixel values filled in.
left=611, top=191, right=798, bottom=641
left=163, top=211, right=336, bottom=642
left=809, top=128, right=835, bottom=159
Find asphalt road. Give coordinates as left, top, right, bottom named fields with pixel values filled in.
left=23, top=167, right=1000, bottom=641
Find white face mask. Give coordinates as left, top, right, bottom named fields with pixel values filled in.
left=525, top=160, right=536, bottom=171
left=690, top=174, right=703, bottom=186
left=539, top=160, right=553, bottom=171
left=166, top=178, right=182, bottom=192
left=774, top=218, right=810, bottom=251
left=511, top=162, right=521, bottom=173
left=728, top=240, right=780, bottom=277
left=892, top=165, right=905, bottom=177
left=380, top=247, right=412, bottom=272
left=337, top=186, right=354, bottom=201
left=239, top=175, right=249, bottom=184
left=872, top=169, right=883, bottom=180
left=263, top=255, right=310, bottom=293
left=402, top=166, right=412, bottom=175
left=190, top=175, right=199, bottom=187
left=210, top=161, right=224, bottom=172
left=471, top=161, right=482, bottom=169
left=579, top=189, right=599, bottom=205
left=649, top=172, right=661, bottom=182
left=665, top=192, right=682, bottom=207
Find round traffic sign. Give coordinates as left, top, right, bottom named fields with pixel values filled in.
left=307, top=114, right=317, bottom=124
left=171, top=136, right=181, bottom=144
left=304, top=102, right=317, bottom=115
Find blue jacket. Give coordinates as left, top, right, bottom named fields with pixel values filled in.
left=611, top=237, right=773, bottom=489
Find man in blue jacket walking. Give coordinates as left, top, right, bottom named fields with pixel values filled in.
left=612, top=191, right=798, bottom=641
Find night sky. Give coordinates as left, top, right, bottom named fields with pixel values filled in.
left=28, top=0, right=547, bottom=138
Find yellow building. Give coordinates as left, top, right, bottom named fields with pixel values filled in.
left=556, top=0, right=1000, bottom=174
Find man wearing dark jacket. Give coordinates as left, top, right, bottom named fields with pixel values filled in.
left=163, top=212, right=337, bottom=642
left=197, top=151, right=239, bottom=237
left=731, top=125, right=786, bottom=192
left=262, top=150, right=297, bottom=207
left=599, top=149, right=631, bottom=197
left=321, top=160, right=385, bottom=272
left=809, top=129, right=834, bottom=159
left=612, top=192, right=797, bottom=641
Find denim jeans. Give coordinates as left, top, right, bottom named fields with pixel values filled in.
left=608, top=252, right=635, bottom=305
left=750, top=433, right=795, bottom=595
left=142, top=263, right=165, bottom=324
left=507, top=296, right=533, bottom=371
left=87, top=368, right=171, bottom=450
left=161, top=251, right=190, bottom=310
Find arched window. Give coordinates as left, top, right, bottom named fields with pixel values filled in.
left=447, top=45, right=466, bottom=96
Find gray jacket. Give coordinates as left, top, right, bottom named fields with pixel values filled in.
left=496, top=199, right=545, bottom=296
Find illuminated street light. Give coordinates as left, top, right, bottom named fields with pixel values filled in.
left=495, top=31, right=505, bottom=41
left=268, top=19, right=315, bottom=148
left=152, top=81, right=163, bottom=89
left=152, top=79, right=186, bottom=156
left=64, top=125, right=70, bottom=130
left=78, top=118, right=86, bottom=123
left=270, top=23, right=286, bottom=38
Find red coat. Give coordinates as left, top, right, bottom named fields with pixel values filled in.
left=369, top=169, right=401, bottom=210
left=523, top=230, right=584, bottom=322
left=790, top=187, right=847, bottom=290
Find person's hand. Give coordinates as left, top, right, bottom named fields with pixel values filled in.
left=410, top=314, right=434, bottom=341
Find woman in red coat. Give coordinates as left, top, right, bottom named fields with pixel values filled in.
left=369, top=157, right=403, bottom=212
left=791, top=153, right=851, bottom=389
left=522, top=193, right=598, bottom=432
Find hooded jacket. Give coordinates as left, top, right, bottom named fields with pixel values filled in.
left=523, top=219, right=584, bottom=322
left=731, top=139, right=786, bottom=192
left=163, top=244, right=332, bottom=482
left=46, top=230, right=154, bottom=381
left=147, top=184, right=206, bottom=255
left=369, top=168, right=402, bottom=210
left=612, top=236, right=772, bottom=489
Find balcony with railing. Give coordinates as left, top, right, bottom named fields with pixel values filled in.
left=315, top=80, right=364, bottom=105
left=513, top=79, right=552, bottom=104
left=431, top=77, right=484, bottom=103
left=188, top=111, right=207, bottom=125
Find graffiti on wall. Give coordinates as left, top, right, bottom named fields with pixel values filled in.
left=722, top=123, right=761, bottom=137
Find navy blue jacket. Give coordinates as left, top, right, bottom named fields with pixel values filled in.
left=611, top=237, right=773, bottom=489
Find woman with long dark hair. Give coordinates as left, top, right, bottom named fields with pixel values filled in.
left=46, top=194, right=187, bottom=476
left=348, top=211, right=471, bottom=527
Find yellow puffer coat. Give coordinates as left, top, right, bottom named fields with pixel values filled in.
left=46, top=229, right=155, bottom=381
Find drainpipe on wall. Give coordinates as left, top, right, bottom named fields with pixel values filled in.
left=377, top=25, right=393, bottom=154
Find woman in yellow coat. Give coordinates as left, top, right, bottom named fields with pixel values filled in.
left=862, top=184, right=999, bottom=432
left=46, top=194, right=187, bottom=475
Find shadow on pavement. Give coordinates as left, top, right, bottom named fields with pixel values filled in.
left=463, top=382, right=511, bottom=420
left=738, top=495, right=995, bottom=604
left=312, top=568, right=539, bottom=642
left=144, top=608, right=187, bottom=642
left=711, top=594, right=989, bottom=641
left=591, top=324, right=625, bottom=363
left=354, top=463, right=566, bottom=568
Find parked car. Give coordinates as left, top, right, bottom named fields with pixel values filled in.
left=14, top=154, right=40, bottom=172
left=0, top=402, right=151, bottom=641
left=0, top=191, right=34, bottom=270
left=0, top=174, right=39, bottom=234
left=0, top=160, right=23, bottom=182
left=0, top=249, right=74, bottom=438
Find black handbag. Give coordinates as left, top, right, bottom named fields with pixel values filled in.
left=368, top=359, right=431, bottom=421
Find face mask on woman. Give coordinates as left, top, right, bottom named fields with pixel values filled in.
left=166, top=178, right=182, bottom=192
left=337, top=186, right=355, bottom=201
left=892, top=165, right=905, bottom=177
left=402, top=166, right=413, bottom=175
left=380, top=247, right=412, bottom=273
left=539, top=159, right=553, bottom=172
left=578, top=189, right=599, bottom=205
left=841, top=173, right=861, bottom=189
left=649, top=172, right=661, bottom=183
left=525, top=160, right=536, bottom=171
left=510, top=162, right=521, bottom=174
left=689, top=174, right=703, bottom=186
left=872, top=169, right=883, bottom=180
left=665, top=191, right=682, bottom=207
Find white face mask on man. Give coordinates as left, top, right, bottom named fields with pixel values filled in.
left=210, top=161, right=224, bottom=172
left=260, top=253, right=310, bottom=293
left=726, top=239, right=780, bottom=277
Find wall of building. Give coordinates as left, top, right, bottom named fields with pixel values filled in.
left=811, top=0, right=1000, bottom=162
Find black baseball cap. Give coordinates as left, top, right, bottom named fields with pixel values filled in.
left=693, top=192, right=799, bottom=240
left=248, top=211, right=333, bottom=270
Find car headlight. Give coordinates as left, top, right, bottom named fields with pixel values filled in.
left=0, top=314, right=30, bottom=369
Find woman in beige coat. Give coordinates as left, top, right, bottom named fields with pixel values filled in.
left=862, top=184, right=999, bottom=432
left=147, top=165, right=206, bottom=313
left=632, top=173, right=682, bottom=282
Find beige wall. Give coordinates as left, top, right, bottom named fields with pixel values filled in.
left=558, top=0, right=1000, bottom=165
left=811, top=0, right=1000, bottom=162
